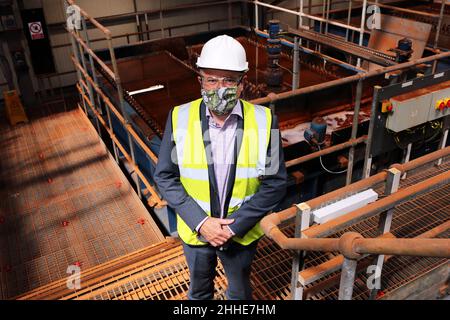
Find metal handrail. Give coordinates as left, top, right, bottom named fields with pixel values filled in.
left=261, top=146, right=450, bottom=238
left=72, top=57, right=165, bottom=208
left=265, top=168, right=449, bottom=253
left=261, top=146, right=450, bottom=299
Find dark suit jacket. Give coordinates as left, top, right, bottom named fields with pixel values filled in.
left=154, top=100, right=287, bottom=240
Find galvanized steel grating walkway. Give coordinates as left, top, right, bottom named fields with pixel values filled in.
left=11, top=145, right=449, bottom=300
left=0, top=106, right=164, bottom=299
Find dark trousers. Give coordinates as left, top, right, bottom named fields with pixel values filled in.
left=182, top=241, right=258, bottom=300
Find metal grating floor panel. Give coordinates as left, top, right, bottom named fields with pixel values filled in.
left=12, top=148, right=449, bottom=300
left=0, top=105, right=164, bottom=299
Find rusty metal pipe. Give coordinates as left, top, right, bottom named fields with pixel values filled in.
left=267, top=227, right=340, bottom=251
left=354, top=238, right=450, bottom=258
left=301, top=221, right=449, bottom=299
left=266, top=226, right=450, bottom=259
left=417, top=220, right=450, bottom=239
left=286, top=135, right=367, bottom=168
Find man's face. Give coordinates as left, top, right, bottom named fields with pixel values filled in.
left=198, top=68, right=245, bottom=98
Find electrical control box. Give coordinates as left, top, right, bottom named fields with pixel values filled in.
left=385, top=88, right=432, bottom=132
left=385, top=80, right=450, bottom=132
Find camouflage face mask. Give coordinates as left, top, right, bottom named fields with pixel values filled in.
left=201, top=87, right=238, bottom=116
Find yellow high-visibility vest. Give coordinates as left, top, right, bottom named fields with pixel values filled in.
left=172, top=98, right=272, bottom=246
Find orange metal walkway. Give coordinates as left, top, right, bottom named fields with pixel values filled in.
left=0, top=104, right=164, bottom=299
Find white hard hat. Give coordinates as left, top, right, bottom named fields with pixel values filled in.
left=196, top=35, right=249, bottom=72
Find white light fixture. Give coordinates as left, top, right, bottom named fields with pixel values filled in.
left=128, top=85, right=164, bottom=96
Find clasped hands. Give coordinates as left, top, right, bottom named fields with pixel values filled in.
left=199, top=217, right=234, bottom=247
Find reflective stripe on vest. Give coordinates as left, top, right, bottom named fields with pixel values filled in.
left=172, top=99, right=272, bottom=246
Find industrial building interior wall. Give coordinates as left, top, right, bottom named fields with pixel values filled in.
left=269, top=0, right=352, bottom=28
left=268, top=0, right=415, bottom=29
left=18, top=0, right=242, bottom=90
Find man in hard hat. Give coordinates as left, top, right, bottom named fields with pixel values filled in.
left=154, top=35, right=287, bottom=300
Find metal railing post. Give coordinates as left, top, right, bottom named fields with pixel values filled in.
left=432, top=0, right=446, bottom=73
left=74, top=27, right=102, bottom=137
left=298, top=0, right=303, bottom=29
left=368, top=167, right=401, bottom=299
left=81, top=17, right=102, bottom=114
left=356, top=0, right=367, bottom=67
left=401, top=142, right=413, bottom=180
left=325, top=0, right=331, bottom=35
left=159, top=0, right=165, bottom=39
left=292, top=37, right=300, bottom=90
left=346, top=0, right=353, bottom=42
left=338, top=257, right=358, bottom=300
left=363, top=85, right=381, bottom=178
left=255, top=1, right=259, bottom=29
left=291, top=203, right=311, bottom=300
left=346, top=79, right=363, bottom=185
left=437, top=128, right=448, bottom=166
left=69, top=32, right=88, bottom=115
left=144, top=13, right=150, bottom=41
left=135, top=14, right=141, bottom=42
